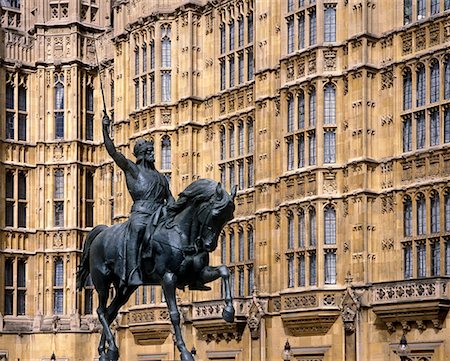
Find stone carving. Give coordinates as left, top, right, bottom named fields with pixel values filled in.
left=429, top=23, right=440, bottom=46
left=297, top=57, right=305, bottom=77
left=323, top=50, right=337, bottom=71
left=401, top=32, right=412, bottom=55
left=381, top=194, right=394, bottom=213
left=247, top=291, right=265, bottom=339
left=415, top=28, right=426, bottom=51
left=286, top=61, right=294, bottom=80
left=381, top=67, right=394, bottom=89
left=308, top=52, right=316, bottom=74
left=284, top=295, right=318, bottom=309
left=339, top=287, right=360, bottom=334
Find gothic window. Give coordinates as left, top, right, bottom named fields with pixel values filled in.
left=445, top=108, right=450, bottom=143
left=287, top=17, right=295, bottom=53
left=404, top=243, right=413, bottom=279
left=238, top=53, right=244, bottom=84
left=161, top=136, right=171, bottom=170
left=4, top=258, right=26, bottom=316
left=324, top=5, right=336, bottom=42
left=298, top=90, right=305, bottom=128
left=150, top=75, right=155, bottom=104
left=150, top=40, right=155, bottom=69
left=298, top=133, right=305, bottom=167
left=446, top=240, right=450, bottom=275
left=416, top=64, right=426, bottom=107
left=298, top=12, right=305, bottom=49
left=134, top=80, right=140, bottom=109
left=238, top=122, right=244, bottom=155
left=430, top=60, right=440, bottom=103
left=430, top=109, right=440, bottom=146
left=446, top=0, right=450, bottom=10
left=431, top=192, right=440, bottom=233
left=220, top=166, right=226, bottom=187
left=220, top=24, right=226, bottom=54
left=247, top=158, right=254, bottom=188
left=17, top=171, right=26, bottom=228
left=298, top=209, right=305, bottom=247
left=54, top=74, right=65, bottom=139
left=417, top=0, right=426, bottom=19
left=238, top=17, right=244, bottom=47
left=324, top=84, right=336, bottom=125
left=6, top=81, right=14, bottom=140
left=297, top=254, right=305, bottom=286
left=17, top=259, right=26, bottom=315
left=404, top=196, right=413, bottom=237
left=403, top=68, right=412, bottom=110
left=161, top=71, right=171, bottom=102
left=445, top=57, right=450, bottom=99
left=287, top=94, right=294, bottom=132
left=416, top=112, right=425, bottom=149
left=287, top=137, right=294, bottom=170
left=229, top=231, right=235, bottom=263
left=248, top=266, right=254, bottom=295
left=288, top=255, right=295, bottom=288
left=288, top=0, right=294, bottom=12
left=86, top=86, right=94, bottom=141
left=142, top=77, right=147, bottom=107
left=142, top=43, right=147, bottom=73
left=309, top=87, right=316, bottom=126
left=247, top=12, right=254, bottom=43
left=308, top=131, right=316, bottom=165
left=309, top=252, right=317, bottom=285
left=18, top=84, right=26, bottom=141
left=247, top=48, right=254, bottom=80
left=238, top=229, right=244, bottom=262
left=417, top=242, right=426, bottom=277
left=403, top=116, right=412, bottom=152
left=324, top=205, right=336, bottom=244
left=247, top=226, right=254, bottom=260
left=220, top=60, right=226, bottom=90
left=110, top=80, right=115, bottom=108
left=324, top=251, right=337, bottom=284
left=431, top=241, right=440, bottom=276
left=309, top=7, right=317, bottom=45
left=238, top=161, right=244, bottom=190
left=4, top=259, right=13, bottom=315
left=220, top=126, right=226, bottom=160
left=229, top=163, right=235, bottom=189
left=53, top=258, right=64, bottom=314
left=5, top=170, right=14, bottom=227
left=229, top=20, right=235, bottom=51
left=446, top=191, right=450, bottom=231
left=229, top=55, right=235, bottom=88
left=238, top=268, right=244, bottom=296
left=54, top=169, right=64, bottom=227
left=134, top=47, right=140, bottom=75
left=161, top=28, right=171, bottom=67
left=416, top=193, right=426, bottom=236
left=324, top=130, right=336, bottom=164
left=85, top=171, right=94, bottom=227
left=247, top=119, right=254, bottom=153
left=229, top=124, right=235, bottom=157
left=309, top=207, right=317, bottom=246
left=287, top=212, right=294, bottom=249
left=404, top=0, right=412, bottom=24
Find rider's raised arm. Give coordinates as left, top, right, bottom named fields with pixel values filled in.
left=102, top=112, right=131, bottom=172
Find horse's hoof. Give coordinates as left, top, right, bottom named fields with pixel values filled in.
left=107, top=348, right=119, bottom=361
left=222, top=306, right=235, bottom=323
left=181, top=350, right=195, bottom=361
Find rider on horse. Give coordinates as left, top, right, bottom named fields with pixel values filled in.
left=102, top=112, right=174, bottom=287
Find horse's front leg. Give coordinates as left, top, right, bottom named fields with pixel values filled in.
left=198, top=265, right=235, bottom=323
left=162, top=272, right=194, bottom=361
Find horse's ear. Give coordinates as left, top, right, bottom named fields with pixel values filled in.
left=231, top=185, right=238, bottom=201
left=216, top=183, right=224, bottom=199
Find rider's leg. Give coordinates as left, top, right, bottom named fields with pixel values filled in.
left=127, top=219, right=146, bottom=286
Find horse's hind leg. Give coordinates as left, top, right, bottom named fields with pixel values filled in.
left=96, top=285, right=119, bottom=361
left=162, top=272, right=194, bottom=361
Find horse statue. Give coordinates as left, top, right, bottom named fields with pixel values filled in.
left=77, top=179, right=237, bottom=361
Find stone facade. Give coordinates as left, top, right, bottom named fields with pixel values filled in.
left=1, top=0, right=450, bottom=360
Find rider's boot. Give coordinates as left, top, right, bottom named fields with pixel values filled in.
left=128, top=266, right=142, bottom=287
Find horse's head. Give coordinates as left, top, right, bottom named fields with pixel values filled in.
left=196, top=183, right=236, bottom=252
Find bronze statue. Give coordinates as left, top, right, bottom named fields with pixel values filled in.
left=77, top=113, right=237, bottom=361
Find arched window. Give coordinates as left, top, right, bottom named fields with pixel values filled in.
left=416, top=64, right=426, bottom=107
left=220, top=23, right=226, bottom=54
left=161, top=136, right=171, bottom=170
left=309, top=87, right=316, bottom=126
left=298, top=90, right=305, bottom=129
left=229, top=20, right=235, bottom=51
left=430, top=60, right=440, bottom=103
left=238, top=16, right=244, bottom=47
left=309, top=207, right=317, bottom=246
left=238, top=122, right=244, bottom=155
left=53, top=258, right=64, bottom=314
left=431, top=192, right=440, bottom=233
left=161, top=27, right=171, bottom=68
left=403, top=68, right=412, bottom=110
left=247, top=119, right=254, bottom=153
left=229, top=230, right=235, bottom=263
left=298, top=209, right=305, bottom=247
left=324, top=205, right=336, bottom=244
left=86, top=86, right=94, bottom=141
left=54, top=74, right=65, bottom=139
left=238, top=228, right=244, bottom=261
left=324, top=84, right=336, bottom=125
left=220, top=126, right=226, bottom=160
left=417, top=193, right=426, bottom=235
left=404, top=196, right=413, bottom=237
left=287, top=94, right=294, bottom=132
left=417, top=0, right=426, bottom=19
left=247, top=226, right=254, bottom=260
left=445, top=57, right=450, bottom=99
left=287, top=137, right=294, bottom=170
left=445, top=191, right=450, bottom=232
left=404, top=0, right=412, bottom=25
left=287, top=212, right=294, bottom=249
left=229, top=124, right=235, bottom=158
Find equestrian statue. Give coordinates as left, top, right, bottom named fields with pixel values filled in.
left=76, top=111, right=237, bottom=361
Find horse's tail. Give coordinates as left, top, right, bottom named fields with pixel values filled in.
left=76, top=225, right=108, bottom=290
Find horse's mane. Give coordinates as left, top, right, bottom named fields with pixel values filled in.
left=166, top=179, right=231, bottom=219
